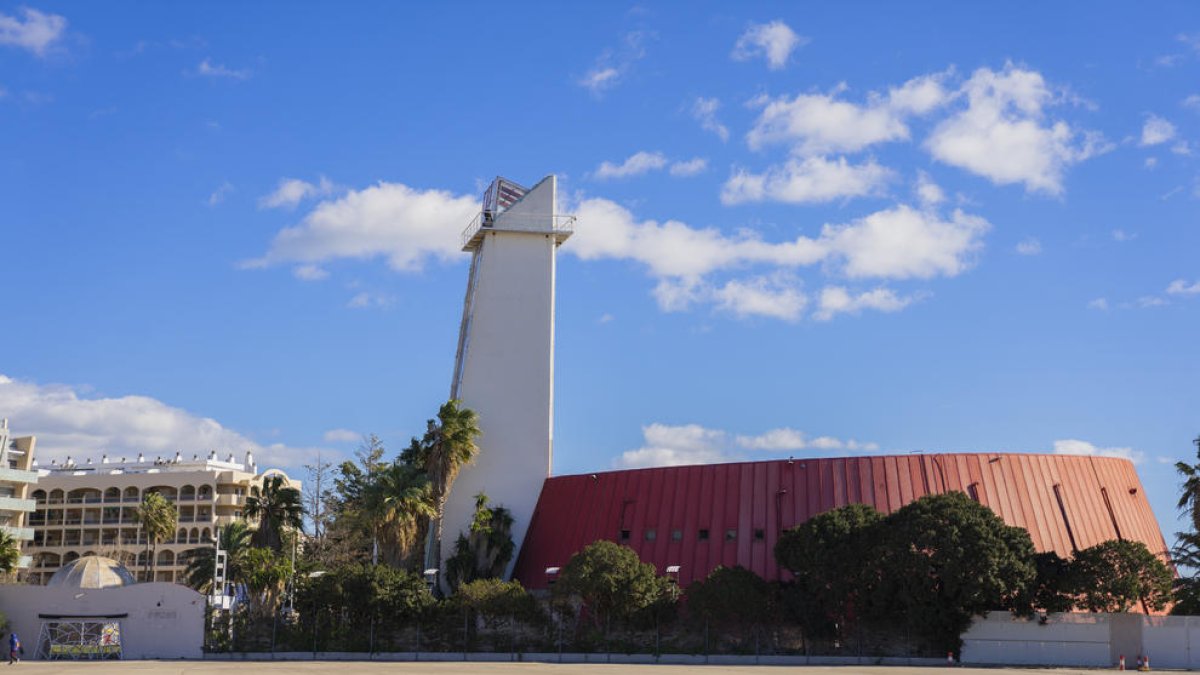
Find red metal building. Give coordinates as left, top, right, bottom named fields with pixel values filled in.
left=512, top=453, right=1169, bottom=590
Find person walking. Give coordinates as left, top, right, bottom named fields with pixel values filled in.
left=7, top=632, right=19, bottom=664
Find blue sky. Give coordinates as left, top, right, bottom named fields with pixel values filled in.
left=2, top=2, right=1199, bottom=539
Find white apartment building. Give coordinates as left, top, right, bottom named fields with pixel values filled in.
left=27, top=449, right=298, bottom=584
left=0, top=419, right=39, bottom=570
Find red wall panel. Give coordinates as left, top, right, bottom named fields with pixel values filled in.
left=512, top=453, right=1170, bottom=603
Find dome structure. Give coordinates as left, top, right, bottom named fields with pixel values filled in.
left=47, top=555, right=137, bottom=589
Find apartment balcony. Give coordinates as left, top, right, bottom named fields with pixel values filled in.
left=0, top=468, right=38, bottom=485
left=214, top=494, right=240, bottom=507
left=0, top=497, right=36, bottom=513
left=0, top=526, right=35, bottom=540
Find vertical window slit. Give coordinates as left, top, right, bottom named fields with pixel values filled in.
left=1052, top=484, right=1079, bottom=553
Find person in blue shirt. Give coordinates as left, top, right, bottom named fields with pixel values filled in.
left=7, top=632, right=20, bottom=664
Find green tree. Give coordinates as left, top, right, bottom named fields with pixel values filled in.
left=554, top=540, right=677, bottom=628
left=297, top=562, right=434, bottom=650
left=363, top=462, right=436, bottom=568
left=1070, top=539, right=1173, bottom=613
left=1176, top=436, right=1200, bottom=532
left=685, top=565, right=774, bottom=644
left=876, top=492, right=1036, bottom=654
left=455, top=578, right=544, bottom=626
left=241, top=547, right=293, bottom=618
left=775, top=503, right=883, bottom=640
left=184, top=520, right=253, bottom=593
left=445, top=493, right=515, bottom=589
left=134, top=491, right=178, bottom=581
left=0, top=530, right=20, bottom=576
left=403, top=400, right=481, bottom=573
left=1013, top=550, right=1078, bottom=615
left=245, top=474, right=304, bottom=552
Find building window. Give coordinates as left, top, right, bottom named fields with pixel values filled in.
left=753, top=528, right=765, bottom=541
left=725, top=529, right=737, bottom=541
left=619, top=529, right=631, bottom=542
left=698, top=529, right=710, bottom=541
left=644, top=528, right=656, bottom=541
left=671, top=529, right=683, bottom=542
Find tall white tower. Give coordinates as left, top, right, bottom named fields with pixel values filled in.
left=440, top=175, right=572, bottom=579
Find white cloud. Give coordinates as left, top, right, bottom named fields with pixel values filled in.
left=593, top=151, right=668, bottom=180
left=1087, top=298, right=1108, bottom=311
left=731, top=20, right=806, bottom=70
left=1144, top=157, right=1158, bottom=169
left=615, top=423, right=735, bottom=469
left=1015, top=237, right=1042, bottom=255
left=346, top=291, right=393, bottom=310
left=615, top=422, right=879, bottom=469
left=712, top=274, right=807, bottom=321
left=1167, top=279, right=1200, bottom=295
left=1111, top=229, right=1136, bottom=242
left=577, top=30, right=649, bottom=96
left=813, top=286, right=914, bottom=321
left=669, top=157, right=708, bottom=177
left=926, top=64, right=1108, bottom=194
left=322, top=429, right=359, bottom=443
left=246, top=181, right=478, bottom=273
left=915, top=171, right=945, bottom=206
left=0, top=373, right=322, bottom=467
left=747, top=90, right=909, bottom=154
left=292, top=264, right=329, bottom=281
left=721, top=155, right=893, bottom=205
left=196, top=58, right=251, bottom=80
left=568, top=198, right=986, bottom=316
left=1184, top=94, right=1200, bottom=111
left=1171, top=141, right=1193, bottom=156
left=207, top=181, right=234, bottom=206
left=260, top=176, right=335, bottom=210
left=0, top=7, right=66, bottom=57
left=819, top=205, right=989, bottom=279
left=1052, top=438, right=1143, bottom=463
left=1140, top=114, right=1177, bottom=146
left=692, top=97, right=729, bottom=142
left=745, top=72, right=952, bottom=155
left=1137, top=296, right=1167, bottom=308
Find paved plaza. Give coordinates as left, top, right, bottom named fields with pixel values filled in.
left=0, top=662, right=1115, bottom=675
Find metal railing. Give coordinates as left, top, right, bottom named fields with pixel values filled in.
left=460, top=213, right=575, bottom=249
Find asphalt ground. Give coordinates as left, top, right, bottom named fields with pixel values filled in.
left=0, top=662, right=1122, bottom=675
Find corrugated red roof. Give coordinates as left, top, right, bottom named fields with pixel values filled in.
left=512, top=453, right=1169, bottom=593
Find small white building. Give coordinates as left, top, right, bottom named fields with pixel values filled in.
left=0, top=555, right=204, bottom=660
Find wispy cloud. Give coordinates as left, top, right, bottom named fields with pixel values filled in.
left=207, top=181, right=234, bottom=206
left=196, top=58, right=251, bottom=80
left=593, top=151, right=667, bottom=179
left=578, top=30, right=650, bottom=96
left=1140, top=114, right=1177, bottom=146
left=0, top=7, right=67, bottom=57
left=614, top=422, right=878, bottom=469
left=1052, top=438, right=1143, bottom=463
left=259, top=176, right=336, bottom=210
left=691, top=97, right=729, bottom=142
left=731, top=20, right=806, bottom=70
left=668, top=157, right=708, bottom=177
left=1015, top=237, right=1042, bottom=255
left=1167, top=279, right=1200, bottom=296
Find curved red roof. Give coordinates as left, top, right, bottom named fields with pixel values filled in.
left=512, top=453, right=1168, bottom=590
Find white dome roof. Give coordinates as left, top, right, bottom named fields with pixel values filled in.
left=47, top=555, right=137, bottom=589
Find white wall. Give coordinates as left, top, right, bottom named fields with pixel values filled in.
left=962, top=611, right=1200, bottom=669
left=442, top=176, right=560, bottom=581
left=0, top=582, right=205, bottom=659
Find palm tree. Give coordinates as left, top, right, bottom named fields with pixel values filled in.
left=245, top=474, right=304, bottom=552
left=0, top=530, right=20, bottom=576
left=413, top=400, right=481, bottom=573
left=1176, top=435, right=1200, bottom=532
left=363, top=462, right=436, bottom=567
left=134, top=492, right=178, bottom=582
left=184, top=521, right=253, bottom=592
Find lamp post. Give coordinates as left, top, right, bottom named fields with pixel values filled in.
left=545, top=567, right=561, bottom=659
left=660, top=565, right=680, bottom=657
